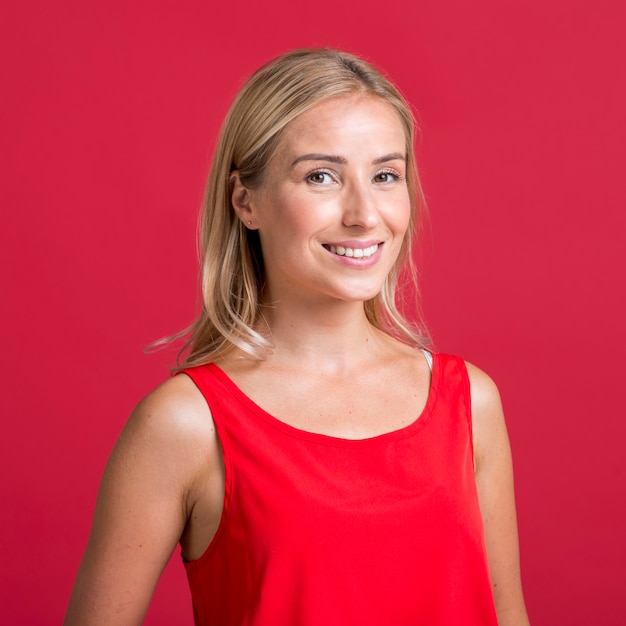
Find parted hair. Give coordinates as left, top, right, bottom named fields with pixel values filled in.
left=177, top=48, right=429, bottom=367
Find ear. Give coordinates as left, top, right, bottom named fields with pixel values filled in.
left=230, top=171, right=258, bottom=230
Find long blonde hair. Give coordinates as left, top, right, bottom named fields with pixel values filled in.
left=177, top=48, right=429, bottom=367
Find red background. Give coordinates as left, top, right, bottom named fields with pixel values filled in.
left=2, top=1, right=625, bottom=624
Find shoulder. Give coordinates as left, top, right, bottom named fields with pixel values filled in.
left=136, top=368, right=205, bottom=409
left=63, top=374, right=219, bottom=624
left=129, top=372, right=211, bottom=434
left=432, top=353, right=502, bottom=410
left=461, top=360, right=508, bottom=472
left=100, top=372, right=221, bottom=534
left=112, top=373, right=216, bottom=482
left=463, top=360, right=502, bottom=413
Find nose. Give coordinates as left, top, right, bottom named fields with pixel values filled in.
left=342, top=181, right=381, bottom=229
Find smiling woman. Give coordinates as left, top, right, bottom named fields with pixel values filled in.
left=230, top=95, right=411, bottom=307
left=64, top=49, right=530, bottom=626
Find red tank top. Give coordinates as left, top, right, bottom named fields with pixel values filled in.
left=180, top=353, right=497, bottom=625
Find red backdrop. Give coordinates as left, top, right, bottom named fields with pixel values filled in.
left=2, top=1, right=625, bottom=624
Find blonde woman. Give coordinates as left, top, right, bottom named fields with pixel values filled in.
left=65, top=49, right=530, bottom=625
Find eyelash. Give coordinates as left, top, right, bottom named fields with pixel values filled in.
left=305, top=168, right=404, bottom=185
left=306, top=168, right=335, bottom=185
left=373, top=168, right=403, bottom=183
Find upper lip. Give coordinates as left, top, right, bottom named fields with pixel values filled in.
left=323, top=239, right=382, bottom=248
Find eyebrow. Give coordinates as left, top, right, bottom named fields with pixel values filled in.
left=291, top=154, right=347, bottom=167
left=290, top=152, right=406, bottom=167
left=372, top=152, right=406, bottom=165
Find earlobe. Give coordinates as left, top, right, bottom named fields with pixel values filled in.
left=231, top=171, right=257, bottom=229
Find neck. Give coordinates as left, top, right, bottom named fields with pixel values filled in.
left=257, top=295, right=386, bottom=374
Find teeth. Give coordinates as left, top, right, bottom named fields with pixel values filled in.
left=328, top=244, right=379, bottom=258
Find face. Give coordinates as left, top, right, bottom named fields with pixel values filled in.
left=233, top=94, right=411, bottom=307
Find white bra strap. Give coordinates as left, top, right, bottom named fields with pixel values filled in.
left=421, top=348, right=433, bottom=372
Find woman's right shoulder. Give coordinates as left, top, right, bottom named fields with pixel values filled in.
left=120, top=372, right=215, bottom=460
left=63, top=372, right=220, bottom=624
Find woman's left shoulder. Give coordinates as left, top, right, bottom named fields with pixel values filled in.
left=457, top=359, right=510, bottom=471
left=463, top=360, right=503, bottom=413
left=430, top=352, right=503, bottom=411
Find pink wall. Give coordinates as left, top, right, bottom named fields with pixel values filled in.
left=2, top=1, right=625, bottom=623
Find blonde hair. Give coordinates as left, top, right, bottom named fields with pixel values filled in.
left=177, top=48, right=429, bottom=367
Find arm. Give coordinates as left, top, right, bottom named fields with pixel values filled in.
left=466, top=362, right=530, bottom=626
left=64, top=374, right=220, bottom=625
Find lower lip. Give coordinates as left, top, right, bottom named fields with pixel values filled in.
left=325, top=244, right=383, bottom=268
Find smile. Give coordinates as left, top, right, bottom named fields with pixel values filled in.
left=324, top=243, right=379, bottom=259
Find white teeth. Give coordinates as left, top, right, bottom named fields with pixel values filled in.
left=328, top=244, right=379, bottom=258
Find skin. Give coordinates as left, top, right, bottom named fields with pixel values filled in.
left=64, top=95, right=530, bottom=625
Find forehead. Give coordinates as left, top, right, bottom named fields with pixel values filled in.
left=275, top=95, right=407, bottom=158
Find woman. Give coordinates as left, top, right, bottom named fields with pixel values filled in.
left=65, top=49, right=530, bottom=625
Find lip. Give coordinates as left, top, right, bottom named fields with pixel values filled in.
left=323, top=239, right=382, bottom=248
left=322, top=240, right=384, bottom=268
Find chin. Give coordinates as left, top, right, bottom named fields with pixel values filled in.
left=335, top=285, right=383, bottom=303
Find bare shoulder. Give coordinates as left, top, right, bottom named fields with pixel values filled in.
left=463, top=361, right=508, bottom=471
left=100, top=371, right=220, bottom=533
left=129, top=372, right=212, bottom=434
left=464, top=361, right=503, bottom=413
left=64, top=374, right=218, bottom=625
left=110, top=372, right=220, bottom=506
left=116, top=373, right=212, bottom=452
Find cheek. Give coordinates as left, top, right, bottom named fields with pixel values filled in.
left=260, top=187, right=304, bottom=224
left=257, top=204, right=320, bottom=255
left=278, top=195, right=332, bottom=235
left=385, top=197, right=412, bottom=262
left=388, top=193, right=412, bottom=234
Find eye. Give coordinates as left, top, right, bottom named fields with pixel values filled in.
left=373, top=169, right=402, bottom=184
left=306, top=169, right=335, bottom=185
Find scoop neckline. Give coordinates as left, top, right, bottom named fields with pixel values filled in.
left=206, top=352, right=440, bottom=448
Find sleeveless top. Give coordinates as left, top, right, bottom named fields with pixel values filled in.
left=180, top=353, right=498, bottom=625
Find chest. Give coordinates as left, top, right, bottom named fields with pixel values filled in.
left=229, top=363, right=431, bottom=439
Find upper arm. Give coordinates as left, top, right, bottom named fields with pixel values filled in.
left=466, top=362, right=530, bottom=626
left=64, top=374, right=215, bottom=625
